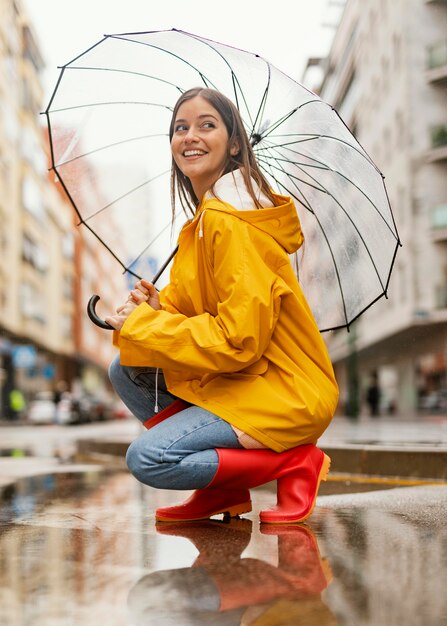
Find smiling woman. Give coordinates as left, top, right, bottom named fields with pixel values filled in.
left=170, top=98, right=236, bottom=203
left=106, top=86, right=339, bottom=526
left=168, top=88, right=277, bottom=215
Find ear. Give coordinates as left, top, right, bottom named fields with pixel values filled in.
left=230, top=140, right=240, bottom=156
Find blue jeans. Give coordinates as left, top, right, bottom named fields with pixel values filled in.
left=108, top=356, right=243, bottom=489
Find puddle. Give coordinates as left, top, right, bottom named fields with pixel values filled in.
left=0, top=472, right=446, bottom=625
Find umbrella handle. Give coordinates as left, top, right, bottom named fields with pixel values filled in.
left=87, top=295, right=115, bottom=330
left=86, top=246, right=180, bottom=330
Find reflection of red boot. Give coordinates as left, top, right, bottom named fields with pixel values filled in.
left=260, top=524, right=332, bottom=595
left=157, top=444, right=329, bottom=524
left=207, top=558, right=296, bottom=610
left=155, top=518, right=252, bottom=567
left=211, top=525, right=332, bottom=612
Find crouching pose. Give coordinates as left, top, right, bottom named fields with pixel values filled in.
left=107, top=87, right=339, bottom=524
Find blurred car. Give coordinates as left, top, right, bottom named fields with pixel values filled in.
left=27, top=391, right=57, bottom=424
left=27, top=391, right=80, bottom=425
left=111, top=398, right=133, bottom=420
left=419, top=389, right=447, bottom=412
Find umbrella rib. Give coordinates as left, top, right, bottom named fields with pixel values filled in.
left=184, top=31, right=270, bottom=133
left=127, top=209, right=185, bottom=274
left=257, top=154, right=350, bottom=325
left=260, top=100, right=321, bottom=138
left=255, top=155, right=315, bottom=212
left=83, top=169, right=171, bottom=221
left=48, top=101, right=173, bottom=114
left=107, top=31, right=275, bottom=144
left=63, top=64, right=185, bottom=93
left=256, top=154, right=327, bottom=195
left=257, top=133, right=378, bottom=172
left=49, top=167, right=140, bottom=278
left=262, top=142, right=398, bottom=240
left=260, top=150, right=388, bottom=292
left=109, top=34, right=221, bottom=91
left=54, top=133, right=168, bottom=168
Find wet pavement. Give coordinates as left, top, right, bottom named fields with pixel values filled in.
left=1, top=416, right=447, bottom=625
left=1, top=468, right=447, bottom=626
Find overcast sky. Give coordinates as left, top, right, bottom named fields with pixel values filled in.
left=23, top=0, right=342, bottom=100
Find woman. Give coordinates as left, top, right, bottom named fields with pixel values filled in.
left=107, top=87, right=339, bottom=524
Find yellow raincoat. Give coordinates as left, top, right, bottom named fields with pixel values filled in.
left=114, top=191, right=338, bottom=452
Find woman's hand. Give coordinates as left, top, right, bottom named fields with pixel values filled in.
left=105, top=280, right=160, bottom=331
left=133, top=279, right=161, bottom=310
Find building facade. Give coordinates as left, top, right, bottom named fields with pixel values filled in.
left=304, top=0, right=447, bottom=416
left=0, top=0, right=126, bottom=418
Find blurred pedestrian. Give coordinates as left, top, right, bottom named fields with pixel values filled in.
left=53, top=380, right=69, bottom=423
left=366, top=372, right=381, bottom=417
left=9, top=388, right=26, bottom=420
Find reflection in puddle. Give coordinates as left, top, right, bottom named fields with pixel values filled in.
left=0, top=472, right=446, bottom=625
left=129, top=520, right=335, bottom=625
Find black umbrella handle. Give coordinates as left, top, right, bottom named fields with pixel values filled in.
left=87, top=295, right=115, bottom=330
left=87, top=246, right=179, bottom=330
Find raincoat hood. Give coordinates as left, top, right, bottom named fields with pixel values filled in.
left=202, top=169, right=304, bottom=255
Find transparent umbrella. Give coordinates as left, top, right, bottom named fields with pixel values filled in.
left=44, top=28, right=401, bottom=331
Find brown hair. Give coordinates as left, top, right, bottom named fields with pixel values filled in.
left=169, top=87, right=277, bottom=218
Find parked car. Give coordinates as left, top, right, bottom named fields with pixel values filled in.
left=27, top=391, right=80, bottom=425
left=27, top=391, right=57, bottom=424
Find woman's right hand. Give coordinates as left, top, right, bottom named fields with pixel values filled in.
left=132, top=279, right=161, bottom=310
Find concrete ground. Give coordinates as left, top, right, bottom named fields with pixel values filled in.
left=1, top=414, right=447, bottom=625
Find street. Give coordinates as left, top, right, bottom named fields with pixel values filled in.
left=0, top=415, right=447, bottom=624
left=1, top=465, right=446, bottom=625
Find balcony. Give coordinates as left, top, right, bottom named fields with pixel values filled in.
left=431, top=204, right=447, bottom=241
left=426, top=40, right=447, bottom=83
left=426, top=125, right=447, bottom=162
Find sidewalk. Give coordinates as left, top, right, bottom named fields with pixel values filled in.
left=318, top=414, right=447, bottom=481
left=320, top=413, right=447, bottom=449
left=74, top=413, right=447, bottom=480
left=1, top=414, right=447, bottom=491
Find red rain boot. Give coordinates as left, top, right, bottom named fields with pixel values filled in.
left=151, top=402, right=252, bottom=522
left=156, top=444, right=329, bottom=524
left=259, top=447, right=330, bottom=524
left=212, top=444, right=330, bottom=524
left=155, top=487, right=252, bottom=522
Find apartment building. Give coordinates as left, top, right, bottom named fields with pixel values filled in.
left=304, top=0, right=447, bottom=415
left=0, top=0, right=126, bottom=417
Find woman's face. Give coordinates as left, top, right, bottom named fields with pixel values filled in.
left=171, top=95, right=236, bottom=201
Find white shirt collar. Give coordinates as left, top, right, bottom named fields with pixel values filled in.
left=206, top=169, right=273, bottom=211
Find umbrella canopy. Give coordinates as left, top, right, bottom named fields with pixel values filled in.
left=44, top=28, right=400, bottom=331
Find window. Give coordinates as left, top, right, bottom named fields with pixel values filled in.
left=22, top=234, right=48, bottom=273
left=19, top=282, right=46, bottom=322
left=22, top=175, right=45, bottom=221
left=61, top=314, right=73, bottom=340
left=62, top=232, right=75, bottom=259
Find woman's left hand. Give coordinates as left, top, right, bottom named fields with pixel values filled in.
left=105, top=289, right=148, bottom=331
